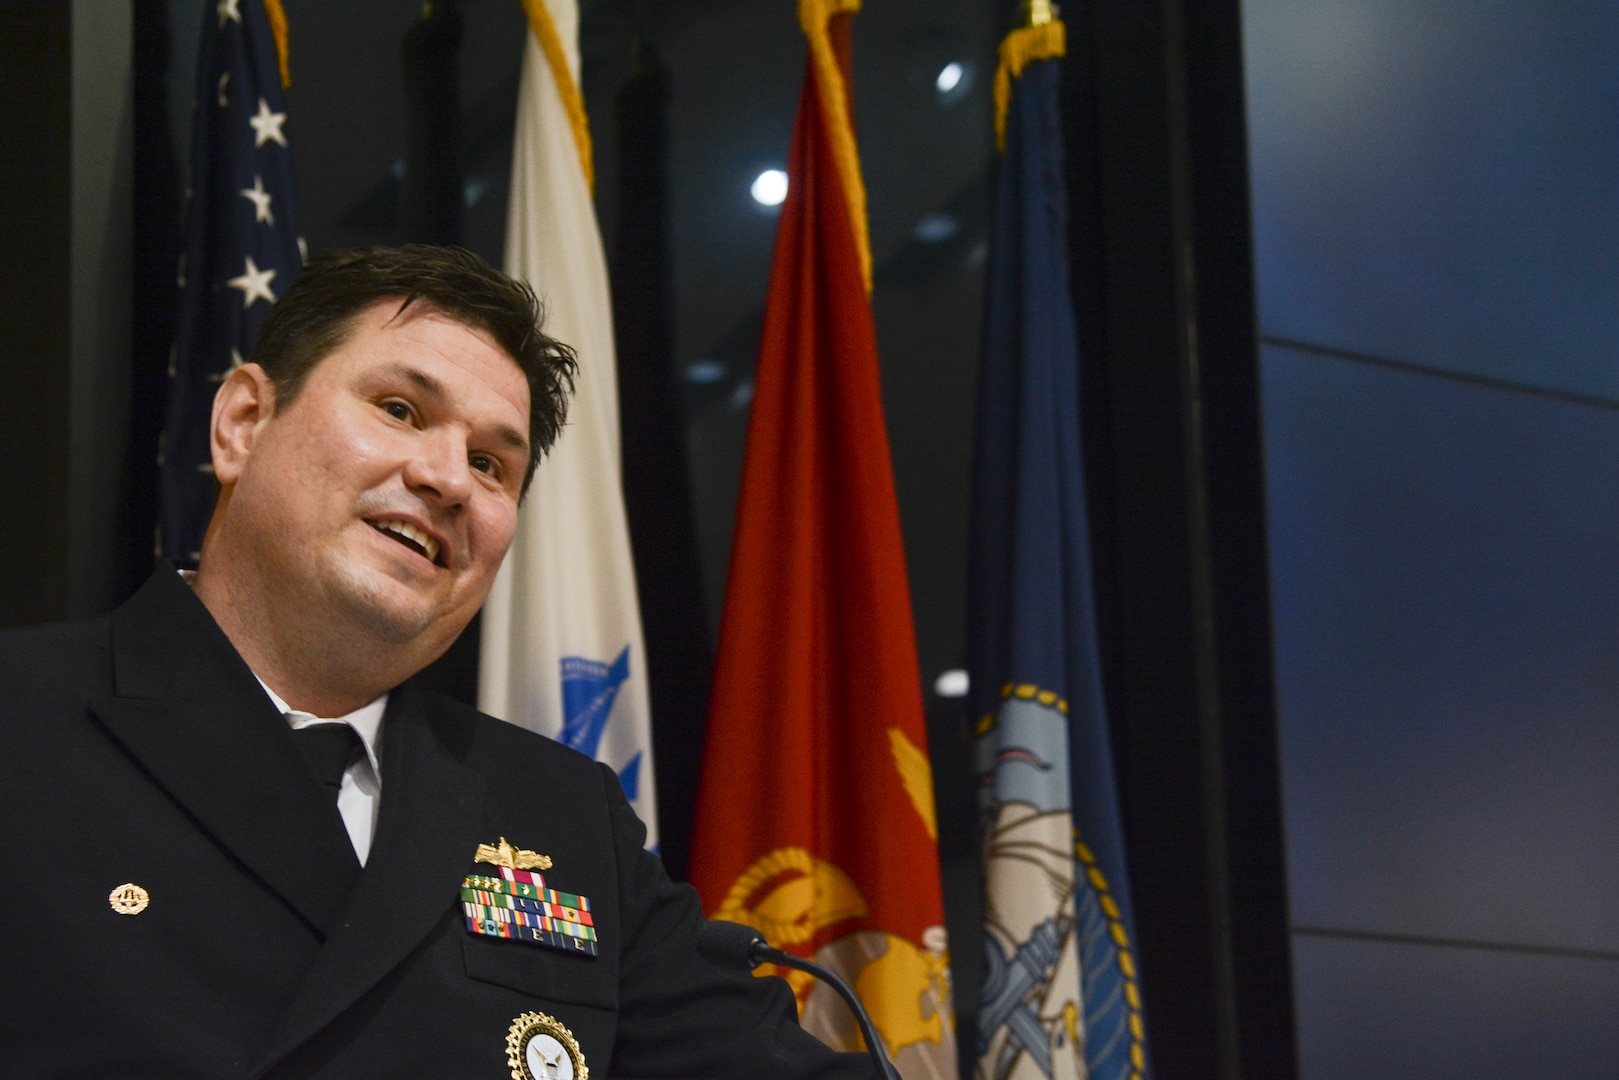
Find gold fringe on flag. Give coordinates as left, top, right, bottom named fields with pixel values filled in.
left=519, top=0, right=596, bottom=192
left=799, top=0, right=872, bottom=294
left=262, top=0, right=290, bottom=88
left=993, top=16, right=1066, bottom=152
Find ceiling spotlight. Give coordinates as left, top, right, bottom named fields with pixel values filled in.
left=934, top=669, right=970, bottom=698
left=684, top=360, right=728, bottom=385
left=751, top=169, right=789, bottom=207
left=913, top=213, right=960, bottom=243
left=934, top=59, right=973, bottom=105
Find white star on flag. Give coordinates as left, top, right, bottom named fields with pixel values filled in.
left=217, top=0, right=241, bottom=28
left=240, top=176, right=274, bottom=224
left=228, top=255, right=276, bottom=308
left=249, top=98, right=288, bottom=148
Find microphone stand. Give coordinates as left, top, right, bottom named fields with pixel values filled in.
left=750, top=940, right=903, bottom=1080
left=697, top=920, right=902, bottom=1080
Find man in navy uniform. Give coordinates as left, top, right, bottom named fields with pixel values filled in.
left=0, top=246, right=875, bottom=1079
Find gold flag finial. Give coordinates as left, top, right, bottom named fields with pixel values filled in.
left=1024, top=0, right=1056, bottom=27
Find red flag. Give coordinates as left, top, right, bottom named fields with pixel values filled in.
left=688, top=2, right=957, bottom=1074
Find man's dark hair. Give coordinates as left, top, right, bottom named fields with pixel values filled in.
left=250, top=244, right=576, bottom=495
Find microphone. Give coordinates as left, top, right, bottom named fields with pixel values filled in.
left=696, top=919, right=902, bottom=1080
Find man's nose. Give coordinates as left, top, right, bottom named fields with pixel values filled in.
left=402, top=428, right=475, bottom=505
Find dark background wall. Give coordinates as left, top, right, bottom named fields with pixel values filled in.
left=0, top=3, right=73, bottom=627
left=1245, top=1, right=1619, bottom=1076
left=1, top=0, right=133, bottom=626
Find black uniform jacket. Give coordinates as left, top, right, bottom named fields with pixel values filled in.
left=0, top=568, right=874, bottom=1080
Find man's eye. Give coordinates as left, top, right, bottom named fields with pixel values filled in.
left=470, top=454, right=498, bottom=476
left=382, top=401, right=413, bottom=421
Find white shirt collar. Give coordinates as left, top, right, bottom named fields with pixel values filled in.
left=255, top=676, right=388, bottom=784
left=180, top=567, right=387, bottom=782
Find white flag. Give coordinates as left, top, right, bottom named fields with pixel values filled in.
left=479, top=0, right=658, bottom=846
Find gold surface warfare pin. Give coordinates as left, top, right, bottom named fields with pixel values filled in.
left=476, top=836, right=552, bottom=871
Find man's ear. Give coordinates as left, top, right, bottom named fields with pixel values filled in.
left=210, top=363, right=277, bottom=487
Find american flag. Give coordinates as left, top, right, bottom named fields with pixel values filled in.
left=160, top=0, right=303, bottom=566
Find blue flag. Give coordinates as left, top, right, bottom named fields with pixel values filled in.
left=161, top=0, right=303, bottom=565
left=968, top=16, right=1150, bottom=1080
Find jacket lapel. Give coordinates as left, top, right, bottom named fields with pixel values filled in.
left=251, top=682, right=487, bottom=1076
left=92, top=569, right=359, bottom=935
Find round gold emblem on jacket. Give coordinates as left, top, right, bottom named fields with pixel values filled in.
left=108, top=882, right=150, bottom=916
left=506, top=1011, right=586, bottom=1080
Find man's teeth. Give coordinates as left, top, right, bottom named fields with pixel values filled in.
left=376, top=520, right=440, bottom=563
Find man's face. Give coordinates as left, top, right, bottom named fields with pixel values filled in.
left=225, top=300, right=530, bottom=665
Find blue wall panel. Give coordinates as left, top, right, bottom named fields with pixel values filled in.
left=1263, top=344, right=1619, bottom=953
left=1243, top=1, right=1619, bottom=400
left=1292, top=934, right=1619, bottom=1080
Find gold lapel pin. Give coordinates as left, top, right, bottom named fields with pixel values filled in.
left=476, top=836, right=552, bottom=871
left=109, top=882, right=150, bottom=916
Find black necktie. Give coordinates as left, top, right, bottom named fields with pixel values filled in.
left=292, top=723, right=363, bottom=804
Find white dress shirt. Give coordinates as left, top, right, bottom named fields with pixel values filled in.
left=256, top=677, right=388, bottom=866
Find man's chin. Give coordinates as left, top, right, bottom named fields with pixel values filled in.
left=323, top=568, right=462, bottom=651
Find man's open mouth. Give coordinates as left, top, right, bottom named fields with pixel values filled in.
left=368, top=519, right=443, bottom=565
